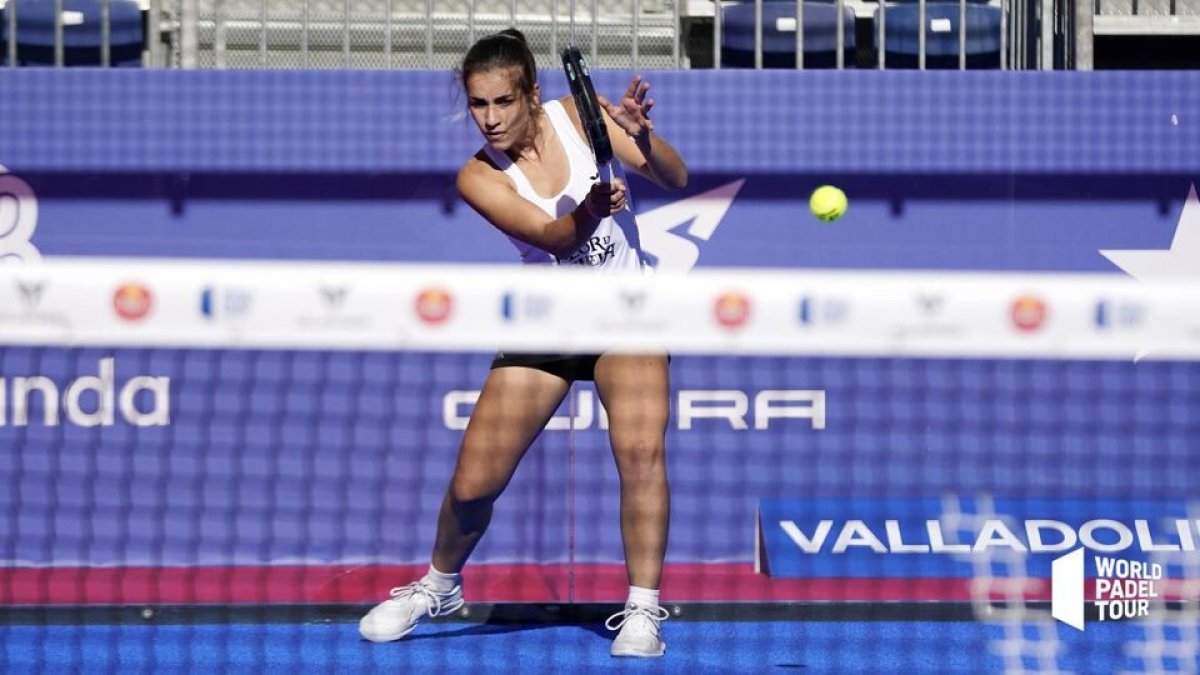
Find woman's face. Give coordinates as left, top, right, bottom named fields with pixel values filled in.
left=466, top=67, right=538, bottom=153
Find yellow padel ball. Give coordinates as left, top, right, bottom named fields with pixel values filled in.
left=810, top=185, right=848, bottom=222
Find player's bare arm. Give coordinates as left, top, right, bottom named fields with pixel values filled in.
left=456, top=154, right=626, bottom=259
left=598, top=76, right=688, bottom=190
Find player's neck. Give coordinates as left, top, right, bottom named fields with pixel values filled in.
left=511, top=111, right=551, bottom=163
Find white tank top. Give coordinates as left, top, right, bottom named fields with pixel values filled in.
left=481, top=100, right=648, bottom=273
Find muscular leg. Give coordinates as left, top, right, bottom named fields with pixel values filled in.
left=594, top=353, right=671, bottom=589
left=431, top=365, right=571, bottom=573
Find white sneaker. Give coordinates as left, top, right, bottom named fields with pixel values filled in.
left=358, top=580, right=465, bottom=643
left=606, top=601, right=670, bottom=658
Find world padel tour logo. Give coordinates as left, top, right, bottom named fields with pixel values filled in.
left=1051, top=548, right=1162, bottom=630
left=415, top=287, right=453, bottom=325
left=714, top=291, right=751, bottom=329
left=113, top=283, right=153, bottom=321
left=1011, top=295, right=1047, bottom=332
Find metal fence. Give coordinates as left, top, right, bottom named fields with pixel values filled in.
left=1, top=0, right=1195, bottom=70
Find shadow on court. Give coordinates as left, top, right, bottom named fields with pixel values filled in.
left=403, top=620, right=612, bottom=643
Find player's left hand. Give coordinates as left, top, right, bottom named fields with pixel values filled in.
left=599, top=75, right=655, bottom=145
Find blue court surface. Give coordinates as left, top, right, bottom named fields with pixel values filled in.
left=3, top=620, right=1193, bottom=673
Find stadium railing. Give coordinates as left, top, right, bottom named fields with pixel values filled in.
left=0, top=0, right=1195, bottom=69
left=0, top=0, right=1097, bottom=70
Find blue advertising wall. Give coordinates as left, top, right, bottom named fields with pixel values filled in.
left=1, top=70, right=1198, bottom=270
left=2, top=71, right=1199, bottom=599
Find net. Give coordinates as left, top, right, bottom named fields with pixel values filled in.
left=2, top=259, right=1199, bottom=672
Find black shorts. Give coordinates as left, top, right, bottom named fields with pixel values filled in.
left=490, top=352, right=602, bottom=382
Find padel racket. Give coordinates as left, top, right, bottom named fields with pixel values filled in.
left=561, top=45, right=613, bottom=174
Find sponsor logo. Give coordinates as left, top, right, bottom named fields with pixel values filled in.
left=773, top=518, right=1198, bottom=555
left=297, top=285, right=370, bottom=330
left=113, top=283, right=153, bottom=321
left=0, top=279, right=69, bottom=329
left=916, top=293, right=945, bottom=316
left=500, top=291, right=553, bottom=322
left=319, top=285, right=348, bottom=309
left=16, top=280, right=44, bottom=309
left=892, top=292, right=964, bottom=338
left=416, top=287, right=453, bottom=325
left=562, top=235, right=616, bottom=267
left=1052, top=548, right=1162, bottom=630
left=714, top=292, right=751, bottom=329
left=757, top=497, right=1200, bottom=593
left=0, top=165, right=42, bottom=263
left=1093, top=299, right=1145, bottom=329
left=443, top=388, right=825, bottom=431
left=200, top=286, right=253, bottom=320
left=617, top=290, right=648, bottom=314
left=798, top=296, right=850, bottom=326
left=1011, top=295, right=1048, bottom=332
left=0, top=357, right=170, bottom=427
left=592, top=287, right=669, bottom=332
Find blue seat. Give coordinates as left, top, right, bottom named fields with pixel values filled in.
left=722, top=1, right=857, bottom=69
left=1, top=0, right=144, bottom=66
left=874, top=3, right=1003, bottom=69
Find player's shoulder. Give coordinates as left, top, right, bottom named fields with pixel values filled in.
left=456, top=151, right=509, bottom=200
left=557, top=95, right=579, bottom=120
left=457, top=151, right=499, bottom=184
left=555, top=95, right=587, bottom=138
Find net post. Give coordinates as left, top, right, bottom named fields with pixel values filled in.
left=918, top=0, right=926, bottom=69
left=960, top=0, right=967, bottom=69
left=258, top=0, right=266, bottom=67
left=590, top=0, right=598, bottom=65
left=836, top=0, right=845, bottom=69
left=181, top=0, right=198, bottom=68
left=214, top=0, right=226, bottom=69
left=633, top=0, right=640, bottom=70
left=754, top=0, right=762, bottom=69
left=426, top=0, right=433, bottom=68
left=552, top=0, right=559, bottom=64
left=6, top=0, right=16, bottom=66
left=713, top=0, right=722, bottom=69
left=54, top=0, right=63, bottom=67
left=673, top=0, right=680, bottom=68
left=795, top=0, right=804, bottom=69
left=342, top=0, right=350, bottom=68
left=148, top=0, right=161, bottom=66
left=468, top=0, right=476, bottom=50
left=386, top=0, right=394, bottom=69
left=1074, top=0, right=1093, bottom=69
left=1000, top=0, right=1007, bottom=69
left=301, top=0, right=309, bottom=68
left=878, top=0, right=887, bottom=68
left=1040, top=0, right=1053, bottom=68
left=101, top=0, right=111, bottom=67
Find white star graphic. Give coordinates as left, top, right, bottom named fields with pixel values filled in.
left=1099, top=183, right=1200, bottom=361
left=1100, top=183, right=1200, bottom=281
left=636, top=179, right=744, bottom=273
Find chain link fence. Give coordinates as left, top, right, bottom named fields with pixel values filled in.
left=174, top=0, right=680, bottom=69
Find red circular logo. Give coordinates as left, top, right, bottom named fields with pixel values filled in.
left=113, top=283, right=153, bottom=321
left=714, top=292, right=751, bottom=329
left=416, top=287, right=453, bottom=324
left=1011, top=295, right=1047, bottom=332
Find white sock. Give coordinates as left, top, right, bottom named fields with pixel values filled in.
left=423, top=565, right=462, bottom=594
left=628, top=585, right=660, bottom=609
